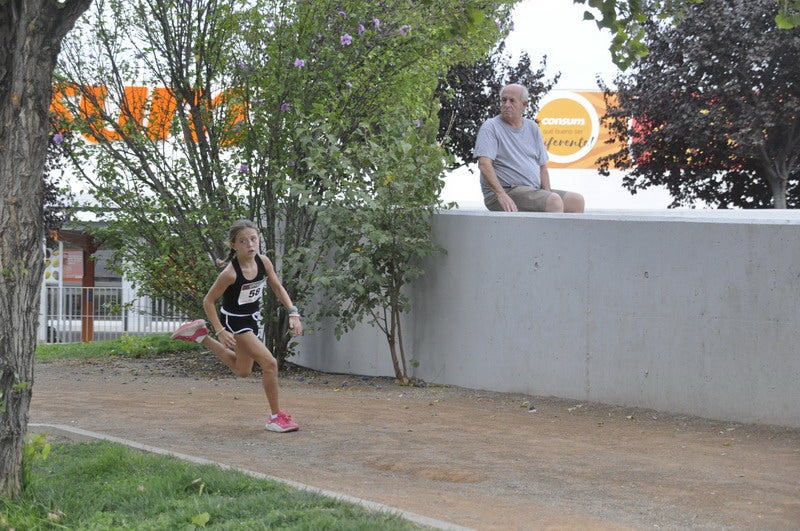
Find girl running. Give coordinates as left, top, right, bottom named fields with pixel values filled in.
left=171, top=220, right=302, bottom=432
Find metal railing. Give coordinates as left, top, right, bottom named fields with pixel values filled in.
left=41, top=286, right=187, bottom=343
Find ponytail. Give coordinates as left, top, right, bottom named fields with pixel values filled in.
left=216, top=248, right=236, bottom=269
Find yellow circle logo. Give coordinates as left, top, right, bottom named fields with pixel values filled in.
left=536, top=92, right=599, bottom=164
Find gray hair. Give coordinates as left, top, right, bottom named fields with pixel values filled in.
left=500, top=84, right=529, bottom=103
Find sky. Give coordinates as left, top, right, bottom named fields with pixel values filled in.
left=505, top=0, right=619, bottom=91
left=441, top=0, right=675, bottom=211
left=64, top=0, right=674, bottom=212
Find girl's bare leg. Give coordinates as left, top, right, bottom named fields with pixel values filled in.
left=199, top=335, right=255, bottom=378
left=175, top=322, right=295, bottom=429
left=233, top=332, right=280, bottom=414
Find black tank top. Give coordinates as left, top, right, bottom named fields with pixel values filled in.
left=221, top=255, right=267, bottom=315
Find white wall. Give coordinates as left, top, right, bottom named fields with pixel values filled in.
left=295, top=210, right=800, bottom=427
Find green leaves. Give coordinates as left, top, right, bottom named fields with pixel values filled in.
left=776, top=0, right=800, bottom=28
left=575, top=0, right=799, bottom=69
left=312, top=111, right=447, bottom=380
left=21, top=433, right=51, bottom=489
left=600, top=0, right=800, bottom=208
left=776, top=10, right=800, bottom=28
left=56, top=0, right=509, bottom=363
left=191, top=512, right=211, bottom=527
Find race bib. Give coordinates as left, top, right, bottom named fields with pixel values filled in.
left=237, top=279, right=266, bottom=305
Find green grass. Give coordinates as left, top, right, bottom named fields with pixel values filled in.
left=21, top=337, right=421, bottom=530
left=36, top=333, right=204, bottom=362
left=2, top=441, right=416, bottom=530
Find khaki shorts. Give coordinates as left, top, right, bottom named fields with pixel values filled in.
left=484, top=186, right=568, bottom=212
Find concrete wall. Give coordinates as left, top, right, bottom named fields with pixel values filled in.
left=296, top=210, right=800, bottom=427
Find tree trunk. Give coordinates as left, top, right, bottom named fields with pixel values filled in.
left=385, top=290, right=410, bottom=385
left=769, top=175, right=788, bottom=209
left=760, top=153, right=789, bottom=209
left=0, top=0, right=92, bottom=498
left=393, top=298, right=409, bottom=383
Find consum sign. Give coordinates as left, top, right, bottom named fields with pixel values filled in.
left=535, top=90, right=621, bottom=170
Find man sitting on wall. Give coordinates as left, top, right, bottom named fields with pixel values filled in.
left=474, top=83, right=585, bottom=213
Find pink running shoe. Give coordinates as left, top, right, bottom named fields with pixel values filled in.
left=170, top=319, right=208, bottom=343
left=266, top=411, right=299, bottom=432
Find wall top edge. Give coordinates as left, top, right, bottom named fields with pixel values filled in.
left=436, top=208, right=800, bottom=225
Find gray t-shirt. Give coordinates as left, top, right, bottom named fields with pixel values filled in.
left=473, top=115, right=549, bottom=198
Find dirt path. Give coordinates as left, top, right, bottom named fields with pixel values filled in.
left=30, top=354, right=800, bottom=530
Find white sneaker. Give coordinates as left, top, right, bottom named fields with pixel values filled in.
left=170, top=319, right=208, bottom=343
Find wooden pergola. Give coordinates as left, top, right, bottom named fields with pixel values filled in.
left=51, top=227, right=104, bottom=342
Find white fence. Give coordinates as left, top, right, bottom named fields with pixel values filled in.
left=39, top=285, right=186, bottom=343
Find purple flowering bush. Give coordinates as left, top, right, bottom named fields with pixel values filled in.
left=54, top=0, right=514, bottom=361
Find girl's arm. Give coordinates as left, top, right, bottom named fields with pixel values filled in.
left=203, top=266, right=236, bottom=346
left=263, top=257, right=303, bottom=336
